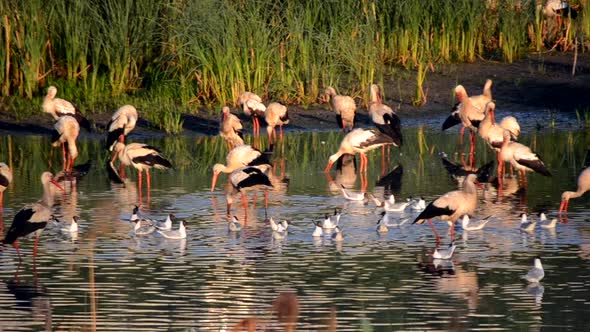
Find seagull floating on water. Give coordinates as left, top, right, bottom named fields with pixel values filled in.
left=461, top=214, right=493, bottom=231
left=61, top=216, right=79, bottom=233
left=376, top=214, right=389, bottom=234
left=322, top=209, right=341, bottom=229
left=407, top=197, right=426, bottom=211
left=522, top=256, right=544, bottom=283
left=331, top=226, right=344, bottom=242
left=519, top=213, right=536, bottom=232
left=539, top=218, right=557, bottom=229
left=157, top=220, right=187, bottom=239
left=340, top=186, right=368, bottom=201
left=228, top=216, right=242, bottom=232
left=312, top=220, right=323, bottom=237
left=367, top=194, right=409, bottom=212
left=131, top=219, right=155, bottom=236
left=432, top=242, right=456, bottom=260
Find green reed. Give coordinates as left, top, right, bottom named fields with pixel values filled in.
left=1, top=0, right=588, bottom=131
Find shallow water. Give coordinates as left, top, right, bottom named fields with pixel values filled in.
left=0, top=118, right=589, bottom=331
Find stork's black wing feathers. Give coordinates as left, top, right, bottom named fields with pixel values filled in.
left=3, top=208, right=37, bottom=244
left=132, top=154, right=172, bottom=169
left=106, top=127, right=125, bottom=150
left=413, top=202, right=454, bottom=224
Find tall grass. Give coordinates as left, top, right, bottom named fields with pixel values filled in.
left=1, top=0, right=587, bottom=119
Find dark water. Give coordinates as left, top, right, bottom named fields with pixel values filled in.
left=0, top=117, right=589, bottom=331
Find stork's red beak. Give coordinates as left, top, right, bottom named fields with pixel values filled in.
left=50, top=178, right=65, bottom=191
left=475, top=181, right=484, bottom=189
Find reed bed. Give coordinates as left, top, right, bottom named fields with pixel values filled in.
left=1, top=0, right=588, bottom=123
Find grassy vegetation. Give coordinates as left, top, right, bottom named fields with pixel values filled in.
left=1, top=0, right=589, bottom=129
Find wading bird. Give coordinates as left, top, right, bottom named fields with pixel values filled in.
left=111, top=142, right=173, bottom=193
left=211, top=144, right=271, bottom=191
left=51, top=115, right=80, bottom=172
left=442, top=80, right=492, bottom=141
left=559, top=167, right=590, bottom=214
left=499, top=130, right=551, bottom=186
left=225, top=165, right=273, bottom=214
left=323, top=87, right=356, bottom=132
left=0, top=162, right=12, bottom=209
left=43, top=86, right=91, bottom=131
left=325, top=128, right=400, bottom=173
left=106, top=105, right=138, bottom=150
left=265, top=102, right=289, bottom=143
left=369, top=84, right=403, bottom=145
left=413, top=174, right=480, bottom=243
left=219, top=106, right=244, bottom=149
left=239, top=92, right=266, bottom=137
left=2, top=172, right=63, bottom=260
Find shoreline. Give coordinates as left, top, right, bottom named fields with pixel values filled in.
left=1, top=53, right=589, bottom=138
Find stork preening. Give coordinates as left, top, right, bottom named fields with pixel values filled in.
left=265, top=102, right=289, bottom=143
left=51, top=115, right=80, bottom=172
left=106, top=105, right=138, bottom=150
left=369, top=84, right=403, bottom=145
left=442, top=80, right=492, bottom=142
left=43, top=86, right=91, bottom=131
left=239, top=92, right=266, bottom=137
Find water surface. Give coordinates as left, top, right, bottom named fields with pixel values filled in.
left=0, top=118, right=589, bottom=331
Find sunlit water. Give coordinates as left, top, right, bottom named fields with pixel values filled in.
left=0, top=112, right=589, bottom=331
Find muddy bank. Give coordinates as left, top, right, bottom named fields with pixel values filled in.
left=1, top=53, right=589, bottom=138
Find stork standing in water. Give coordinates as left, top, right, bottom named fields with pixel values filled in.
left=106, top=105, right=138, bottom=149
left=559, top=167, right=590, bottom=214
left=368, top=84, right=403, bottom=145
left=42, top=86, right=91, bottom=131
left=51, top=115, right=80, bottom=172
left=2, top=172, right=63, bottom=260
left=499, top=130, right=551, bottom=187
left=323, top=87, right=356, bottom=132
left=210, top=144, right=271, bottom=191
left=0, top=163, right=12, bottom=209
left=111, top=142, right=172, bottom=195
left=225, top=165, right=273, bottom=215
left=219, top=106, right=244, bottom=149
left=413, top=174, right=480, bottom=243
left=442, top=80, right=492, bottom=139
left=265, top=102, right=289, bottom=143
left=325, top=128, right=400, bottom=173
left=239, top=92, right=266, bottom=137
left=477, top=102, right=520, bottom=178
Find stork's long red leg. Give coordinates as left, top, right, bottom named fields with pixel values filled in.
left=427, top=219, right=441, bottom=245
left=459, top=126, right=465, bottom=145
left=13, top=241, right=22, bottom=261
left=264, top=191, right=269, bottom=209
left=62, top=143, right=67, bottom=171
left=279, top=125, right=284, bottom=140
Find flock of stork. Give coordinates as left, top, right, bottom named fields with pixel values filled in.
left=0, top=81, right=589, bottom=274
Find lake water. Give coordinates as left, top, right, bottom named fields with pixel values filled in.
left=0, top=113, right=589, bottom=331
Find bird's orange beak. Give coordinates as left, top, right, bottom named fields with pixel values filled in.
left=475, top=181, right=484, bottom=189
left=50, top=178, right=65, bottom=191
left=211, top=172, right=220, bottom=192
left=324, top=161, right=333, bottom=173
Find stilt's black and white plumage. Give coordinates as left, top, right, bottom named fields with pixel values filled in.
left=43, top=86, right=91, bottom=131
left=2, top=172, right=63, bottom=259
left=106, top=105, right=138, bottom=150
left=369, top=84, right=403, bottom=145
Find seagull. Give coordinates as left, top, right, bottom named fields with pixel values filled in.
left=61, top=216, right=79, bottom=233
left=312, top=220, right=323, bottom=237
left=520, top=213, right=536, bottom=232
left=376, top=213, right=389, bottom=234
left=131, top=219, right=155, bottom=236
left=155, top=214, right=175, bottom=231
left=228, top=216, right=242, bottom=232
left=157, top=220, right=187, bottom=239
left=407, top=197, right=426, bottom=211
left=522, top=256, right=544, bottom=283
left=539, top=218, right=557, bottom=229
left=432, top=242, right=456, bottom=260
left=322, top=209, right=341, bottom=229
left=268, top=217, right=281, bottom=232
left=331, top=226, right=344, bottom=242
left=461, top=214, right=493, bottom=231
left=340, top=186, right=368, bottom=201
left=367, top=193, right=409, bottom=212
left=538, top=212, right=548, bottom=222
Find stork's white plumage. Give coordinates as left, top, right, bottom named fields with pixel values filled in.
left=369, top=84, right=403, bottom=145
left=107, top=105, right=138, bottom=150
left=499, top=130, right=551, bottom=184
left=112, top=142, right=172, bottom=192
left=211, top=144, right=270, bottom=191
left=219, top=106, right=244, bottom=149
left=324, top=87, right=356, bottom=132
left=239, top=92, right=266, bottom=136
left=225, top=165, right=273, bottom=214
left=325, top=128, right=398, bottom=173
left=265, top=102, right=289, bottom=143
left=0, top=162, right=13, bottom=208
left=43, top=86, right=91, bottom=130
left=559, top=167, right=590, bottom=214
left=51, top=115, right=80, bottom=172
